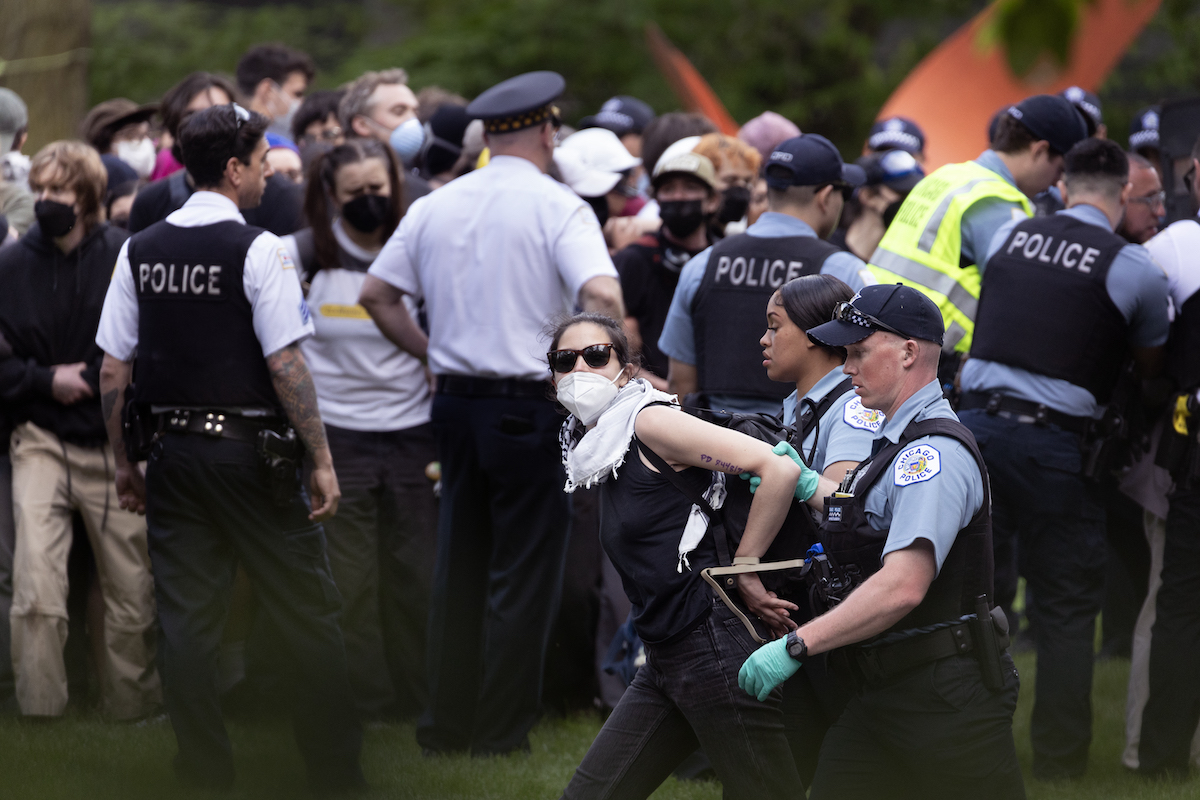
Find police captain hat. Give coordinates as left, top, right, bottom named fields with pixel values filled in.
left=866, top=116, right=926, bottom=156
left=808, top=283, right=945, bottom=347
left=466, top=71, right=565, bottom=134
left=1006, top=94, right=1089, bottom=156
left=1129, top=106, right=1160, bottom=151
left=765, top=134, right=866, bottom=190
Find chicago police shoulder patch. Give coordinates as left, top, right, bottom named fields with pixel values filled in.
left=893, top=443, right=940, bottom=486
left=843, top=397, right=884, bottom=432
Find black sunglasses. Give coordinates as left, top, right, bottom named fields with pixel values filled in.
left=547, top=343, right=614, bottom=373
left=832, top=301, right=906, bottom=338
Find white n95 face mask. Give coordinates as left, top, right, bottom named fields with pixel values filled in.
left=116, top=137, right=157, bottom=179
left=556, top=369, right=623, bottom=426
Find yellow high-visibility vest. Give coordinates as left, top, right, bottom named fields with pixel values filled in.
left=866, top=161, right=1032, bottom=353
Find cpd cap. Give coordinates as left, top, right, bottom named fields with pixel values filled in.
left=80, top=98, right=159, bottom=147
left=466, top=71, right=564, bottom=134
left=1006, top=95, right=1088, bottom=155
left=808, top=283, right=945, bottom=347
left=1129, top=106, right=1160, bottom=151
left=1060, top=86, right=1103, bottom=135
left=579, top=96, right=655, bottom=137
left=866, top=116, right=926, bottom=156
left=0, top=88, right=28, bottom=155
left=765, top=134, right=865, bottom=190
left=652, top=151, right=718, bottom=192
left=856, top=150, right=924, bottom=193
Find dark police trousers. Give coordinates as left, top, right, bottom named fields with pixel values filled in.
left=960, top=410, right=1106, bottom=779
left=145, top=433, right=362, bottom=790
left=1139, top=486, right=1200, bottom=774
left=418, top=391, right=570, bottom=755
left=810, top=652, right=1025, bottom=800
left=323, top=422, right=437, bottom=720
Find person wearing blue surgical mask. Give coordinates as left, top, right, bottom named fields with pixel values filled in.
left=339, top=69, right=433, bottom=205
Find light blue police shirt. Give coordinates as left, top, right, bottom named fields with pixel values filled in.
left=962, top=202, right=1170, bottom=417
left=853, top=379, right=984, bottom=576
left=657, top=213, right=867, bottom=414
left=782, top=365, right=881, bottom=474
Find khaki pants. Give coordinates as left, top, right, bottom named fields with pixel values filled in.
left=9, top=421, right=160, bottom=718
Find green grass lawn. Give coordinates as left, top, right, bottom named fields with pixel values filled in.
left=1, top=653, right=1197, bottom=799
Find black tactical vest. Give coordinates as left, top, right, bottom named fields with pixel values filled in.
left=692, top=233, right=840, bottom=402
left=1166, top=222, right=1200, bottom=392
left=970, top=214, right=1129, bottom=402
left=819, top=417, right=993, bottom=632
left=128, top=219, right=282, bottom=410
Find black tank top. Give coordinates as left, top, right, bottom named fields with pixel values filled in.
left=600, top=437, right=718, bottom=645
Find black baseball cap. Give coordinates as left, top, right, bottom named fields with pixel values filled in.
left=808, top=284, right=945, bottom=347
left=579, top=95, right=655, bottom=136
left=866, top=116, right=926, bottom=155
left=856, top=150, right=924, bottom=193
left=765, top=134, right=866, bottom=190
left=1006, top=94, right=1088, bottom=156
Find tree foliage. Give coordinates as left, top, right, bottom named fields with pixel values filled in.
left=88, top=0, right=1200, bottom=156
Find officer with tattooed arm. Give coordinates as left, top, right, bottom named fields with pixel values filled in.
left=739, top=284, right=1026, bottom=799
left=95, top=103, right=364, bottom=793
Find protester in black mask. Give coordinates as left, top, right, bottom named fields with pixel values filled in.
left=694, top=132, right=762, bottom=239
left=279, top=138, right=438, bottom=721
left=611, top=152, right=720, bottom=387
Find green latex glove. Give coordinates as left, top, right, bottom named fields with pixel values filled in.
left=738, top=637, right=801, bottom=702
left=739, top=442, right=819, bottom=502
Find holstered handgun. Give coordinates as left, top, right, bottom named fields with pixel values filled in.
left=969, top=595, right=1009, bottom=692
left=257, top=428, right=304, bottom=506
left=121, top=393, right=158, bottom=462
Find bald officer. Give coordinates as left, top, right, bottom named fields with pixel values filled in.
left=739, top=284, right=1025, bottom=799
left=360, top=71, right=623, bottom=756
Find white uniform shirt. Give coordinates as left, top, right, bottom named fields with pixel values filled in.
left=368, top=155, right=618, bottom=380
left=287, top=221, right=431, bottom=432
left=1145, top=216, right=1200, bottom=315
left=96, top=191, right=313, bottom=362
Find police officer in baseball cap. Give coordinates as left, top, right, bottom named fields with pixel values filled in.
left=657, top=134, right=867, bottom=415
left=740, top=282, right=1025, bottom=799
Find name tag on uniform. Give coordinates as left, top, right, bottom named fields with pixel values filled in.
left=137, top=262, right=223, bottom=297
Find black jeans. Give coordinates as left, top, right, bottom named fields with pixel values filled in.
left=146, top=433, right=362, bottom=791
left=324, top=422, right=437, bottom=719
left=561, top=600, right=801, bottom=800
left=1140, top=487, right=1200, bottom=775
left=418, top=393, right=571, bottom=755
left=810, top=653, right=1025, bottom=800
left=960, top=410, right=1106, bottom=779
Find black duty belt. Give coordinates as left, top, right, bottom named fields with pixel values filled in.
left=959, top=391, right=1091, bottom=435
left=854, top=620, right=976, bottom=685
left=155, top=409, right=283, bottom=444
left=435, top=375, right=549, bottom=399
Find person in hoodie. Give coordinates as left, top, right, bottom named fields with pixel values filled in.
left=0, top=141, right=160, bottom=721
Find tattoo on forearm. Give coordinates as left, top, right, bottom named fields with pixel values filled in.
left=101, top=388, right=119, bottom=422
left=267, top=345, right=328, bottom=455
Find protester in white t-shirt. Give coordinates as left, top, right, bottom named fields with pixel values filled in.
left=281, top=138, right=437, bottom=720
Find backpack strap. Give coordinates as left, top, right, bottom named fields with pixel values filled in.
left=633, top=435, right=733, bottom=567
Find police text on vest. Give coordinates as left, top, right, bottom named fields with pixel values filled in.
left=138, top=263, right=222, bottom=295
left=1005, top=232, right=1100, bottom=273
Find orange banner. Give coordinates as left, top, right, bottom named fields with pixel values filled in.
left=878, top=0, right=1162, bottom=168
left=645, top=23, right=740, bottom=135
